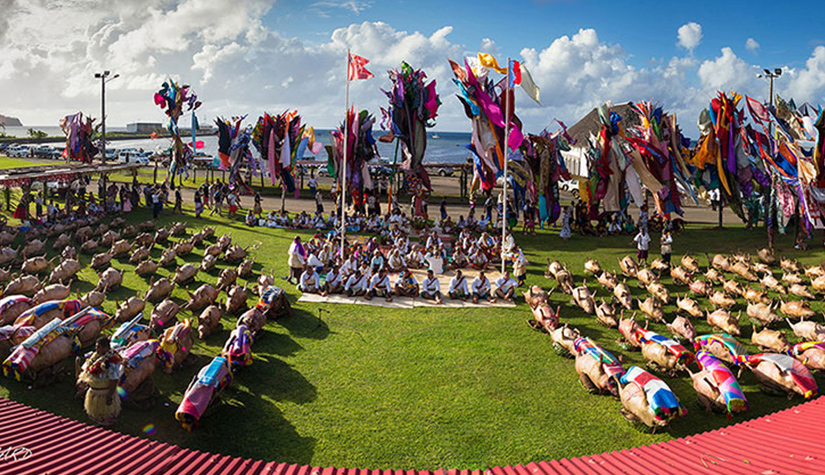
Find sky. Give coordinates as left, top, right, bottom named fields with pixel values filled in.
left=2, top=0, right=825, bottom=139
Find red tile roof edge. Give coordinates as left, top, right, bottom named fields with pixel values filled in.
left=0, top=396, right=822, bottom=475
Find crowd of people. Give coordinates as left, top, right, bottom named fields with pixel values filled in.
left=285, top=212, right=527, bottom=305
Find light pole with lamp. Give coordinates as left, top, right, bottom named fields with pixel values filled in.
left=94, top=70, right=119, bottom=164
left=756, top=67, right=782, bottom=247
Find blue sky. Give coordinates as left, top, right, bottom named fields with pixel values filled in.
left=271, top=0, right=820, bottom=72
left=2, top=0, right=825, bottom=138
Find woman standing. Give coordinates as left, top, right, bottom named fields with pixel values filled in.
left=286, top=236, right=306, bottom=284
left=253, top=191, right=263, bottom=218
left=77, top=337, right=123, bottom=427
left=194, top=190, right=203, bottom=218
left=559, top=205, right=571, bottom=240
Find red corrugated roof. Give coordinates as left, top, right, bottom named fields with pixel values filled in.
left=0, top=396, right=822, bottom=475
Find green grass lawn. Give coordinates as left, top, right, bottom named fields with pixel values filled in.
left=0, top=203, right=822, bottom=470
left=0, top=156, right=53, bottom=169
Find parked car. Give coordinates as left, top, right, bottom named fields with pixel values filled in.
left=316, top=165, right=330, bottom=178
left=7, top=145, right=31, bottom=158
left=436, top=166, right=454, bottom=177
left=560, top=178, right=580, bottom=198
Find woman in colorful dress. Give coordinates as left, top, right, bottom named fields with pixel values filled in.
left=559, top=205, right=571, bottom=240
left=77, top=337, right=123, bottom=427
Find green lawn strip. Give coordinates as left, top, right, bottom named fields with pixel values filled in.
left=0, top=205, right=820, bottom=470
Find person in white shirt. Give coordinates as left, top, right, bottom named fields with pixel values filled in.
left=365, top=269, right=393, bottom=302
left=632, top=227, right=651, bottom=265
left=322, top=265, right=343, bottom=295
left=394, top=269, right=419, bottom=298
left=494, top=270, right=517, bottom=302
left=420, top=269, right=442, bottom=304
left=344, top=269, right=368, bottom=297
left=471, top=270, right=493, bottom=304
left=426, top=249, right=444, bottom=274
left=448, top=269, right=469, bottom=301
left=340, top=256, right=358, bottom=278
left=513, top=252, right=527, bottom=287
left=306, top=252, right=324, bottom=273
left=298, top=267, right=320, bottom=294
left=450, top=246, right=468, bottom=270
left=387, top=248, right=406, bottom=272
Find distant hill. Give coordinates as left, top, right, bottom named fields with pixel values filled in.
left=0, top=115, right=23, bottom=127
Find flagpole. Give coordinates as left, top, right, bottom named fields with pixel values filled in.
left=341, top=48, right=350, bottom=258
left=501, top=57, right=511, bottom=275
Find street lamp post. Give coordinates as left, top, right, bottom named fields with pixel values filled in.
left=94, top=71, right=119, bottom=164
left=756, top=67, right=782, bottom=247
left=756, top=67, right=782, bottom=109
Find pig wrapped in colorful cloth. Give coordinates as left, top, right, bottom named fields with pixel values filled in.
left=2, top=318, right=73, bottom=381
left=175, top=356, right=233, bottom=431
left=0, top=325, right=34, bottom=361
left=694, top=350, right=748, bottom=416
left=620, top=365, right=687, bottom=422
left=14, top=299, right=83, bottom=330
left=745, top=353, right=818, bottom=399
left=61, top=307, right=117, bottom=348
left=0, top=295, right=34, bottom=326
left=111, top=314, right=151, bottom=349
left=116, top=339, right=159, bottom=400
left=636, top=328, right=695, bottom=367
left=693, top=334, right=749, bottom=366
left=573, top=336, right=625, bottom=388
left=221, top=325, right=253, bottom=368
left=256, top=285, right=293, bottom=319
left=788, top=342, right=825, bottom=371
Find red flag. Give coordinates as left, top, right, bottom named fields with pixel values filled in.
left=508, top=59, right=521, bottom=87
left=348, top=54, right=374, bottom=81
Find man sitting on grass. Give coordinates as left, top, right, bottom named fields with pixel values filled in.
left=394, top=269, right=419, bottom=298
left=298, top=266, right=320, bottom=294
left=448, top=269, right=469, bottom=301
left=420, top=269, right=443, bottom=304
left=321, top=265, right=343, bottom=296
left=471, top=270, right=493, bottom=304
left=365, top=268, right=393, bottom=302
left=344, top=269, right=368, bottom=297
left=494, top=270, right=517, bottom=302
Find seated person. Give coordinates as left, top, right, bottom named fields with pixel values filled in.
left=394, top=269, right=419, bottom=298
left=322, top=265, right=343, bottom=295
left=340, top=255, right=358, bottom=279
left=370, top=249, right=385, bottom=273
left=306, top=252, right=324, bottom=273
left=344, top=269, right=368, bottom=297
left=298, top=266, right=321, bottom=294
left=406, top=245, right=427, bottom=269
left=426, top=249, right=444, bottom=274
left=387, top=248, right=406, bottom=272
left=471, top=270, right=493, bottom=303
left=365, top=269, right=393, bottom=302
left=469, top=245, right=488, bottom=270
left=441, top=216, right=455, bottom=235
left=420, top=269, right=442, bottom=304
left=450, top=245, right=468, bottom=269
left=494, top=270, right=517, bottom=302
left=448, top=269, right=470, bottom=300
left=245, top=210, right=256, bottom=227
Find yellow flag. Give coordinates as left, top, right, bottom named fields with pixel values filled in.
left=477, top=53, right=508, bottom=74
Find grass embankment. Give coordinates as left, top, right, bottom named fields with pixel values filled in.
left=0, top=201, right=821, bottom=470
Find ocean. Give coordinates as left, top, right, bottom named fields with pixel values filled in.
left=2, top=126, right=473, bottom=165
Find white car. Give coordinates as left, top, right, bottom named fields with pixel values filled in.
left=7, top=146, right=30, bottom=158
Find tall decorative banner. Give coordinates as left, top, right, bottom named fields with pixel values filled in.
left=214, top=116, right=253, bottom=189
left=252, top=111, right=321, bottom=193
left=59, top=112, right=98, bottom=163
left=380, top=62, right=440, bottom=213
left=448, top=55, right=526, bottom=195
left=153, top=79, right=201, bottom=183
left=329, top=109, right=378, bottom=193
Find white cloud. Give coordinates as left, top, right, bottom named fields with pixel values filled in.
left=2, top=2, right=825, bottom=142
left=677, top=22, right=703, bottom=52
left=746, top=38, right=760, bottom=53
